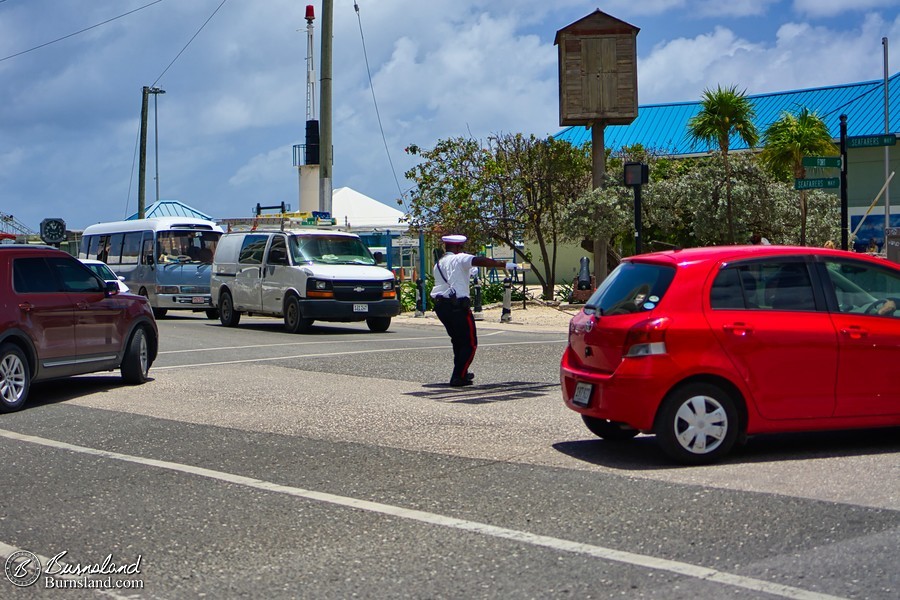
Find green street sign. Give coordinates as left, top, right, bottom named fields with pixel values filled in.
left=801, top=156, right=842, bottom=168
left=847, top=135, right=897, bottom=148
left=794, top=177, right=840, bottom=190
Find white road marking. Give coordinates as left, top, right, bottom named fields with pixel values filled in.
left=157, top=332, right=497, bottom=355
left=0, top=429, right=847, bottom=600
left=152, top=339, right=566, bottom=370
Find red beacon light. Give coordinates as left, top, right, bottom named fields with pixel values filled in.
left=305, top=5, right=315, bottom=21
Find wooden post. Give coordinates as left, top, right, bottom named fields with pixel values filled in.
left=591, top=121, right=608, bottom=284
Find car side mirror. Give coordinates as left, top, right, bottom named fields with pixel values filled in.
left=105, top=281, right=119, bottom=295
left=373, top=251, right=384, bottom=264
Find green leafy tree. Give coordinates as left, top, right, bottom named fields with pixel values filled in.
left=405, top=134, right=591, bottom=299
left=759, top=107, right=838, bottom=245
left=687, top=85, right=759, bottom=244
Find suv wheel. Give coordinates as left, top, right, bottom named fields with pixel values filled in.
left=121, top=327, right=151, bottom=384
left=284, top=295, right=313, bottom=333
left=219, top=291, right=241, bottom=327
left=0, top=343, right=30, bottom=413
left=655, top=382, right=739, bottom=464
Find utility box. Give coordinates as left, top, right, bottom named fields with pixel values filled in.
left=885, top=227, right=900, bottom=263
left=555, top=10, right=640, bottom=126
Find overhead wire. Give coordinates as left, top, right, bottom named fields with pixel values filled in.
left=353, top=0, right=410, bottom=213
left=0, top=0, right=165, bottom=63
left=150, top=0, right=228, bottom=87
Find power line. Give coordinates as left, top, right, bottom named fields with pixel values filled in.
left=353, top=0, right=409, bottom=213
left=150, top=0, right=228, bottom=87
left=0, top=0, right=165, bottom=63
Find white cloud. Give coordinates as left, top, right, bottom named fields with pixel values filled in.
left=639, top=13, right=900, bottom=103
left=793, top=0, right=900, bottom=19
left=229, top=146, right=294, bottom=187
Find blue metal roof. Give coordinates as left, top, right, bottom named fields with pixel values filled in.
left=554, top=72, right=900, bottom=154
left=126, top=200, right=212, bottom=221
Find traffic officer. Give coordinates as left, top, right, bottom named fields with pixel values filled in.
left=431, top=234, right=515, bottom=386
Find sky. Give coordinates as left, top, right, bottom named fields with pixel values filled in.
left=1, top=0, right=899, bottom=233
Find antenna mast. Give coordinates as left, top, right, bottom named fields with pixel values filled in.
left=306, top=5, right=317, bottom=121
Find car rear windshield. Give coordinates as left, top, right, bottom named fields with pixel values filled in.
left=584, top=262, right=675, bottom=316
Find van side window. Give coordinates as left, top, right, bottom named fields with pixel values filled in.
left=266, top=236, right=289, bottom=265
left=121, top=232, right=143, bottom=265
left=238, top=235, right=269, bottom=265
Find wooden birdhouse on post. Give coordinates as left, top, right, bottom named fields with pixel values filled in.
left=555, top=9, right=639, bottom=127
left=555, top=9, right=640, bottom=282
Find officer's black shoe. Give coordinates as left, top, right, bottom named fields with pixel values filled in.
left=465, top=372, right=475, bottom=381
left=449, top=377, right=473, bottom=387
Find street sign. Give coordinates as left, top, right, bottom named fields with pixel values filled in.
left=847, top=135, right=897, bottom=149
left=801, top=156, right=842, bottom=168
left=794, top=177, right=840, bottom=190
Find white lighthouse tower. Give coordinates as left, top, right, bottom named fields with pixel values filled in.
left=297, top=4, right=320, bottom=213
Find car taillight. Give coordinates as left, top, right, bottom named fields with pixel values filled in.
left=623, top=317, right=669, bottom=357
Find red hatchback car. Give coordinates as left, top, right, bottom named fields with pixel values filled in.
left=0, top=245, right=158, bottom=413
left=561, top=245, right=900, bottom=464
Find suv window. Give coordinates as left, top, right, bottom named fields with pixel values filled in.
left=50, top=257, right=104, bottom=292
left=584, top=262, right=675, bottom=316
left=13, top=257, right=61, bottom=293
left=238, top=235, right=269, bottom=265
left=711, top=261, right=816, bottom=311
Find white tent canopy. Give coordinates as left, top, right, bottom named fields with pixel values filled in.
left=331, top=187, right=406, bottom=230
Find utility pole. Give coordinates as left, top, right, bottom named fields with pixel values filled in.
left=149, top=86, right=166, bottom=204
left=320, top=0, right=333, bottom=214
left=138, top=86, right=150, bottom=219
left=883, top=37, right=891, bottom=232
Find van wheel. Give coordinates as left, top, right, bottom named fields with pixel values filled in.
left=655, top=382, right=739, bottom=465
left=284, top=295, right=313, bottom=333
left=0, top=344, right=29, bottom=413
left=366, top=317, right=391, bottom=332
left=205, top=309, right=219, bottom=320
left=219, top=291, right=241, bottom=327
left=121, top=328, right=151, bottom=384
left=152, top=308, right=167, bottom=319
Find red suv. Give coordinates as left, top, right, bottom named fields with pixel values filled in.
left=561, top=245, right=900, bottom=464
left=0, top=245, right=158, bottom=412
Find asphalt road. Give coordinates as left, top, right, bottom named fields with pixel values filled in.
left=0, top=312, right=897, bottom=599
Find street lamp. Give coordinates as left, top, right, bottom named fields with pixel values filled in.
left=148, top=87, right=166, bottom=203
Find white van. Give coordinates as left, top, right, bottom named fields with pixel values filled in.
left=210, top=229, right=400, bottom=332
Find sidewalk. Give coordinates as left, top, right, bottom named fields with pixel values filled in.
left=394, top=301, right=581, bottom=333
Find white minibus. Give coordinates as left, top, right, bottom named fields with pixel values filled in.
left=80, top=217, right=224, bottom=319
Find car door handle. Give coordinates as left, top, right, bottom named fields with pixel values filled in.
left=722, top=322, right=753, bottom=336
left=18, top=302, right=33, bottom=313
left=76, top=302, right=88, bottom=310
left=840, top=326, right=868, bottom=339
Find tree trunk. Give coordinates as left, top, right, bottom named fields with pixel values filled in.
left=724, top=151, right=735, bottom=244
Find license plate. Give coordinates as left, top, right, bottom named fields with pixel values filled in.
left=353, top=304, right=368, bottom=313
left=572, top=382, right=593, bottom=407
left=191, top=296, right=206, bottom=304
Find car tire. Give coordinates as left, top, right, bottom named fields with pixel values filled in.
left=219, top=291, right=241, bottom=327
left=655, top=382, right=739, bottom=465
left=366, top=317, right=391, bottom=333
left=120, top=327, right=151, bottom=384
left=284, top=295, right=313, bottom=333
left=581, top=415, right=639, bottom=441
left=152, top=308, right=167, bottom=319
left=205, top=309, right=219, bottom=320
left=0, top=343, right=30, bottom=413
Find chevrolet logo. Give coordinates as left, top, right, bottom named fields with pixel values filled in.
left=354, top=286, right=365, bottom=292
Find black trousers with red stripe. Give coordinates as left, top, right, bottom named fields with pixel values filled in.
left=434, top=297, right=477, bottom=381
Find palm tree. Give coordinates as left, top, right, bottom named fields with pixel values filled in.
left=688, top=85, right=759, bottom=243
left=759, top=107, right=838, bottom=246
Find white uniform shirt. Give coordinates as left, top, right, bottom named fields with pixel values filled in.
left=431, top=252, right=475, bottom=299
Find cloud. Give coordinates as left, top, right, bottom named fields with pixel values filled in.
left=640, top=13, right=900, bottom=103
left=793, top=0, right=900, bottom=19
